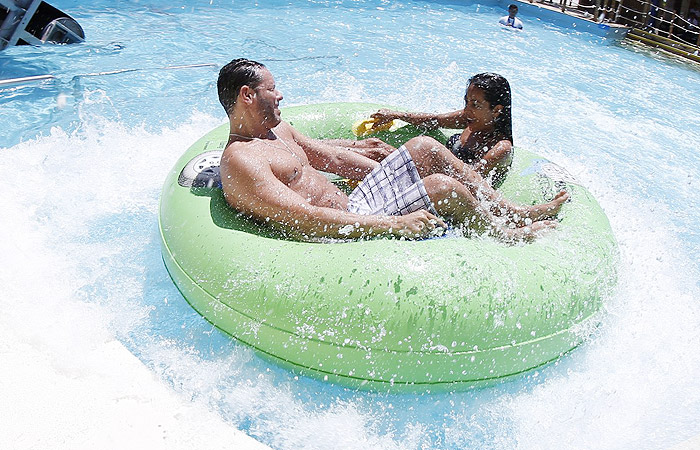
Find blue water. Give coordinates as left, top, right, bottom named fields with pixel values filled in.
left=2, top=0, right=700, bottom=448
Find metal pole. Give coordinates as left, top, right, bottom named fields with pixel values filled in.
left=0, top=74, right=56, bottom=87
left=5, top=0, right=43, bottom=47
left=642, top=0, right=651, bottom=30
left=615, top=0, right=624, bottom=23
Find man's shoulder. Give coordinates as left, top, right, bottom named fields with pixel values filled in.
left=223, top=137, right=260, bottom=151
left=222, top=138, right=266, bottom=168
left=273, top=120, right=296, bottom=135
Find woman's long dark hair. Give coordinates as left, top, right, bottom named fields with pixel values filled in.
left=467, top=73, right=513, bottom=143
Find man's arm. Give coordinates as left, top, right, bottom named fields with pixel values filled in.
left=220, top=146, right=442, bottom=240
left=371, top=109, right=469, bottom=130
left=285, top=124, right=381, bottom=180
left=321, top=137, right=394, bottom=162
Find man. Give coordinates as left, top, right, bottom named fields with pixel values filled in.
left=217, top=58, right=567, bottom=241
left=499, top=4, right=524, bottom=29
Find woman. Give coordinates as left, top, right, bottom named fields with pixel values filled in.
left=371, top=73, right=514, bottom=186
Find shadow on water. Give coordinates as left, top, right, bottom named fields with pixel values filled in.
left=1, top=60, right=219, bottom=146
left=0, top=41, right=126, bottom=79
left=240, top=37, right=344, bottom=69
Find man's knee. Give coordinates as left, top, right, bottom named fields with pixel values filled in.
left=423, top=174, right=477, bottom=218
left=405, top=135, right=442, bottom=153
left=423, top=173, right=463, bottom=197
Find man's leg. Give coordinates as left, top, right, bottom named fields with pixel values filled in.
left=422, top=174, right=556, bottom=241
left=401, top=136, right=569, bottom=224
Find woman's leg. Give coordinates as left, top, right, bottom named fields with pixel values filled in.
left=403, top=136, right=569, bottom=224
left=422, top=174, right=556, bottom=241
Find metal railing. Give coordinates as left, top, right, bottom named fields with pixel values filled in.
left=617, top=1, right=700, bottom=46
left=533, top=0, right=700, bottom=53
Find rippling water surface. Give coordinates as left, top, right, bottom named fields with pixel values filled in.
left=2, top=0, right=700, bottom=448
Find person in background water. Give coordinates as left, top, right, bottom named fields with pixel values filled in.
left=371, top=73, right=514, bottom=186
left=499, top=4, right=524, bottom=29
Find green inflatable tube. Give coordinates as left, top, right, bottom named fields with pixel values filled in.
left=159, top=102, right=618, bottom=391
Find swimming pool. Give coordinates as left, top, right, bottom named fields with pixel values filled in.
left=2, top=0, right=700, bottom=448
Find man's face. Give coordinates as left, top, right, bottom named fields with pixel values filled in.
left=509, top=7, right=518, bottom=17
left=253, top=68, right=284, bottom=128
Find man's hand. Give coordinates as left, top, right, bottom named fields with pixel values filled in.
left=388, top=210, right=446, bottom=239
left=352, top=138, right=394, bottom=162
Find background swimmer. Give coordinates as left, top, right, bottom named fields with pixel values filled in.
left=499, top=4, right=524, bottom=29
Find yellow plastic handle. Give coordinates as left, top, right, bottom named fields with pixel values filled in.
left=352, top=118, right=396, bottom=137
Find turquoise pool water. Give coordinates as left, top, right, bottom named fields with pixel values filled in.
left=2, top=0, right=700, bottom=448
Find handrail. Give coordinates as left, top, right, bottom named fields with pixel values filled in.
left=0, top=74, right=55, bottom=87
left=529, top=0, right=700, bottom=58
left=0, top=63, right=218, bottom=88
left=617, top=2, right=700, bottom=47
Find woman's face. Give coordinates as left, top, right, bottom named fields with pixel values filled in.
left=464, top=85, right=502, bottom=132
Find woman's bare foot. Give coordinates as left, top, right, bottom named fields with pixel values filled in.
left=499, top=220, right=558, bottom=243
left=514, top=190, right=569, bottom=224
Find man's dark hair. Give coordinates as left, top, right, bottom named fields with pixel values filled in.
left=217, top=58, right=266, bottom=115
left=508, top=3, right=518, bottom=9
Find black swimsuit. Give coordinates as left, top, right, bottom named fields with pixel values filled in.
left=446, top=133, right=481, bottom=164
left=447, top=133, right=511, bottom=187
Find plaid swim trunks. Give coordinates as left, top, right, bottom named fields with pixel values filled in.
left=347, top=146, right=437, bottom=216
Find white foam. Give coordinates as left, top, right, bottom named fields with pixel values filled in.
left=490, top=158, right=700, bottom=449
left=4, top=103, right=700, bottom=449
left=0, top=115, right=267, bottom=449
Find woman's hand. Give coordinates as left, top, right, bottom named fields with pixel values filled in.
left=371, top=109, right=401, bottom=127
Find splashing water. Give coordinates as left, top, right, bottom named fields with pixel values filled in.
left=2, top=0, right=700, bottom=449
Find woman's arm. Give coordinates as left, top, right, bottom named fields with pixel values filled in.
left=371, top=108, right=469, bottom=130
left=472, top=139, right=513, bottom=182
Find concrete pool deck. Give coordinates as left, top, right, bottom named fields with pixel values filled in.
left=1, top=336, right=270, bottom=449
